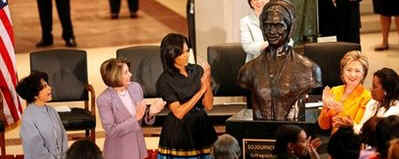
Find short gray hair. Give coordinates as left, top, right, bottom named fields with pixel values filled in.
left=213, top=134, right=241, bottom=159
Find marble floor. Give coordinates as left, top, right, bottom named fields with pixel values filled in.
left=9, top=0, right=187, bottom=53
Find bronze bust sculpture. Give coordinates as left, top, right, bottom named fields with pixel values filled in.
left=237, top=0, right=322, bottom=120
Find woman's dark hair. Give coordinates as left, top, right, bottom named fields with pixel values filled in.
left=360, top=116, right=382, bottom=147
left=328, top=127, right=361, bottom=159
left=160, top=33, right=189, bottom=73
left=66, top=139, right=103, bottom=159
left=375, top=115, right=399, bottom=159
left=374, top=67, right=399, bottom=108
left=273, top=125, right=303, bottom=155
left=16, top=71, right=48, bottom=104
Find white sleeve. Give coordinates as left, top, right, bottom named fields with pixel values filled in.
left=354, top=100, right=377, bottom=134
left=240, top=17, right=266, bottom=57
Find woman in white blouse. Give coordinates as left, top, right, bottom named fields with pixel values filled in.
left=240, top=0, right=269, bottom=63
left=355, top=68, right=399, bottom=133
left=240, top=0, right=293, bottom=63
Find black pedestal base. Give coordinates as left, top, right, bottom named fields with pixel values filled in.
left=226, top=109, right=329, bottom=159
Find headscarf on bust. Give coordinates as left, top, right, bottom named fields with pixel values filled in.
left=259, top=0, right=296, bottom=46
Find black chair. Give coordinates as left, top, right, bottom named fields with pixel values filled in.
left=207, top=43, right=249, bottom=122
left=30, top=49, right=96, bottom=142
left=117, top=46, right=162, bottom=98
left=116, top=45, right=164, bottom=127
left=304, top=42, right=361, bottom=95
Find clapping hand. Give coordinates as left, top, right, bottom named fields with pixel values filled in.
left=149, top=99, right=166, bottom=116
left=307, top=136, right=321, bottom=159
left=322, top=86, right=343, bottom=113
left=332, top=115, right=354, bottom=128
left=200, top=62, right=211, bottom=93
left=135, top=100, right=146, bottom=120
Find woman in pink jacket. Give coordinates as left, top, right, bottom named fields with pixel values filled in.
left=97, top=58, right=165, bottom=159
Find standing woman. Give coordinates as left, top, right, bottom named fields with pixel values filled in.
left=318, top=50, right=371, bottom=133
left=16, top=71, right=68, bottom=159
left=355, top=68, right=399, bottom=132
left=97, top=58, right=165, bottom=159
left=240, top=0, right=294, bottom=63
left=373, top=0, right=399, bottom=51
left=240, top=0, right=269, bottom=63
left=156, top=33, right=217, bottom=159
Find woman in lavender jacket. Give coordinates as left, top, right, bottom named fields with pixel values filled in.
left=97, top=58, right=165, bottom=159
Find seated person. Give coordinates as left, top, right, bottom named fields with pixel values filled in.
left=359, top=117, right=382, bottom=159
left=66, top=139, right=103, bottom=159
left=372, top=116, right=399, bottom=159
left=238, top=0, right=321, bottom=120
left=318, top=50, right=371, bottom=133
left=355, top=68, right=399, bottom=132
left=213, top=134, right=241, bottom=159
left=328, top=127, right=361, bottom=159
left=272, top=125, right=321, bottom=159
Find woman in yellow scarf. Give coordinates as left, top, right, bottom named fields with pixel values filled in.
left=318, top=50, right=371, bottom=133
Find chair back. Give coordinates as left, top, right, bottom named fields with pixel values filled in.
left=304, top=42, right=361, bottom=94
left=30, top=49, right=89, bottom=102
left=116, top=46, right=162, bottom=98
left=207, top=43, right=249, bottom=97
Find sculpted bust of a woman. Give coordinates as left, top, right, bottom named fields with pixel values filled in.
left=237, top=0, right=322, bottom=120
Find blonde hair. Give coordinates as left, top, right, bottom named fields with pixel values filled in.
left=340, top=50, right=369, bottom=84
left=100, top=58, right=130, bottom=87
left=388, top=138, right=399, bottom=159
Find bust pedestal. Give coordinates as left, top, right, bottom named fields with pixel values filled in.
left=226, top=109, right=328, bottom=159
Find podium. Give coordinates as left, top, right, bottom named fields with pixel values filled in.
left=226, top=109, right=328, bottom=159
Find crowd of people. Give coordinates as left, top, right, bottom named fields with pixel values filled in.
left=15, top=32, right=399, bottom=159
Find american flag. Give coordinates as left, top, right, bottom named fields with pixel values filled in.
left=0, top=0, right=22, bottom=125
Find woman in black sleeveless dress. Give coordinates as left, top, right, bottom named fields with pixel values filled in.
left=156, top=33, right=217, bottom=159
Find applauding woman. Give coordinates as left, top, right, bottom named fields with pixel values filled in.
left=273, top=125, right=321, bottom=159
left=17, top=71, right=68, bottom=159
left=97, top=58, right=165, bottom=159
left=318, top=50, right=371, bottom=133
left=355, top=68, right=399, bottom=132
left=156, top=33, right=217, bottom=159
